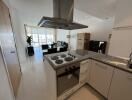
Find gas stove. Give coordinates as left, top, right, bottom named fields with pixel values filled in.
left=49, top=53, right=77, bottom=66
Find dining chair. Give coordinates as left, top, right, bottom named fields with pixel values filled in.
left=48, top=48, right=57, bottom=54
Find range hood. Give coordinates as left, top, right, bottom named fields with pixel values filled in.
left=38, top=0, right=88, bottom=30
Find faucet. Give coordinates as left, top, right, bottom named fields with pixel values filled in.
left=128, top=52, right=132, bottom=68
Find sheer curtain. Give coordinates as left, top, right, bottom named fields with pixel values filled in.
left=25, top=25, right=54, bottom=47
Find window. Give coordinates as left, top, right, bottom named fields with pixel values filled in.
left=25, top=25, right=54, bottom=47
left=39, top=34, right=46, bottom=45
left=47, top=34, right=53, bottom=44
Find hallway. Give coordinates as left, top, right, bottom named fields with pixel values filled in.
left=16, top=47, right=51, bottom=100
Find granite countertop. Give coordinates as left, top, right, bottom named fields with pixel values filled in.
left=44, top=50, right=132, bottom=73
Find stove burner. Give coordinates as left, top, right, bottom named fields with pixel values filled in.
left=55, top=59, right=63, bottom=64
left=51, top=56, right=59, bottom=60
left=60, top=54, right=66, bottom=58
left=64, top=57, right=73, bottom=62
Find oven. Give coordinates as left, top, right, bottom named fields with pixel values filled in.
left=56, top=62, right=80, bottom=96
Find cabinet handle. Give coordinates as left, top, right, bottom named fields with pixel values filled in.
left=10, top=51, right=15, bottom=53
left=127, top=76, right=132, bottom=80
left=95, top=63, right=107, bottom=70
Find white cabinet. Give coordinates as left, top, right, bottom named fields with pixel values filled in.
left=77, top=39, right=84, bottom=50
left=108, top=69, right=132, bottom=100
left=80, top=59, right=91, bottom=85
left=89, top=60, right=114, bottom=98
left=77, top=33, right=90, bottom=50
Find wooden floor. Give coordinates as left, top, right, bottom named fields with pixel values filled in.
left=67, top=85, right=105, bottom=100
left=16, top=47, right=106, bottom=100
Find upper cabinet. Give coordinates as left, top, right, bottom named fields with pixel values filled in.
left=108, top=69, right=132, bottom=100
left=114, top=0, right=132, bottom=27
left=77, top=33, right=90, bottom=50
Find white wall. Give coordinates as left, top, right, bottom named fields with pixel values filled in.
left=57, top=9, right=114, bottom=50
left=108, top=0, right=132, bottom=59
left=114, top=0, right=132, bottom=27
left=75, top=0, right=117, bottom=19
left=57, top=29, right=69, bottom=43
left=9, top=8, right=27, bottom=64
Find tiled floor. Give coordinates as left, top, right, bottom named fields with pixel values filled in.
left=16, top=47, right=106, bottom=100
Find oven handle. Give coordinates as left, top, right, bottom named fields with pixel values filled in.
left=57, top=67, right=80, bottom=78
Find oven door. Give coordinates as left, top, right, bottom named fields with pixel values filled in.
left=57, top=67, right=80, bottom=96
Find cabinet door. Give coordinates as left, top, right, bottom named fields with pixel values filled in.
left=86, top=60, right=92, bottom=83
left=89, top=60, right=114, bottom=98
left=108, top=69, right=132, bottom=100
left=80, top=60, right=91, bottom=85
left=77, top=33, right=85, bottom=40
left=77, top=39, right=84, bottom=49
left=77, top=33, right=90, bottom=40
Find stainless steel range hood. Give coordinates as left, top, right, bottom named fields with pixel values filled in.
left=38, top=0, right=88, bottom=30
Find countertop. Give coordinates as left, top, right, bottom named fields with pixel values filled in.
left=44, top=50, right=132, bottom=73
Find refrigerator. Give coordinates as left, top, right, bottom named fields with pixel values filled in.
left=89, top=40, right=107, bottom=54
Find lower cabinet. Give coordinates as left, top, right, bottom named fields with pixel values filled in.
left=79, top=59, right=132, bottom=100
left=80, top=60, right=91, bottom=85
left=89, top=60, right=114, bottom=98
left=108, top=69, right=132, bottom=100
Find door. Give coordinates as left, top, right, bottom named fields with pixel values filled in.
left=0, top=46, right=14, bottom=100
left=108, top=69, right=132, bottom=100
left=0, top=0, right=21, bottom=96
left=89, top=60, right=114, bottom=98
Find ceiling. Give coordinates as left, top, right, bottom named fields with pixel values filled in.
left=5, top=0, right=116, bottom=18
left=75, top=0, right=117, bottom=19
left=5, top=0, right=117, bottom=22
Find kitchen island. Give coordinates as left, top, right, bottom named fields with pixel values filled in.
left=44, top=50, right=132, bottom=100
left=45, top=50, right=131, bottom=73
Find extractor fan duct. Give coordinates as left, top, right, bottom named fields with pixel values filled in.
left=38, top=0, right=88, bottom=30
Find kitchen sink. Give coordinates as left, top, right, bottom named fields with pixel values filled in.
left=108, top=61, right=127, bottom=66
left=96, top=56, right=128, bottom=67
